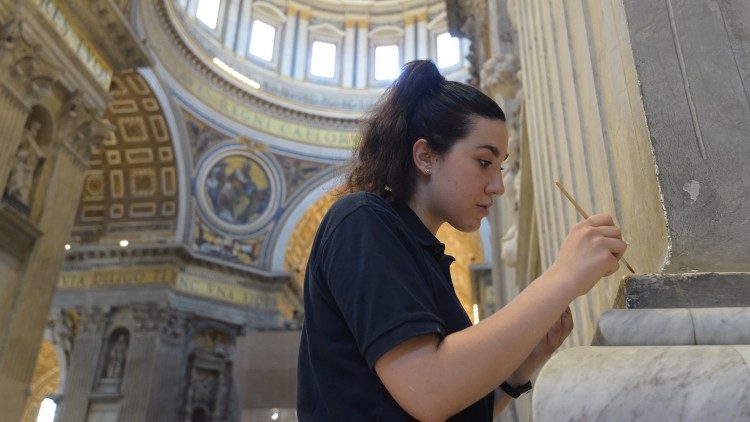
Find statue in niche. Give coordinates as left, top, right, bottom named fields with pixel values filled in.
left=104, top=333, right=128, bottom=379
left=6, top=120, right=44, bottom=210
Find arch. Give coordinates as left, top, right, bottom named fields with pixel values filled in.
left=270, top=172, right=345, bottom=272
left=21, top=340, right=61, bottom=421
left=308, top=23, right=345, bottom=38
left=252, top=1, right=286, bottom=23
left=369, top=25, right=405, bottom=39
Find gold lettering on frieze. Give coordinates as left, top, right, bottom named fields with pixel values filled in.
left=152, top=22, right=354, bottom=149
left=175, top=274, right=277, bottom=309
left=58, top=266, right=175, bottom=289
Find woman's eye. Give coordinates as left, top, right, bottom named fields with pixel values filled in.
left=479, top=160, right=491, bottom=168
left=500, top=165, right=507, bottom=172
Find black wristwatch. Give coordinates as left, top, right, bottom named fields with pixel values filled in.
left=500, top=380, right=532, bottom=398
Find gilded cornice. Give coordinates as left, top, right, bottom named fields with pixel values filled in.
left=52, top=0, right=151, bottom=71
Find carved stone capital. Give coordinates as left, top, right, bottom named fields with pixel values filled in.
left=0, top=21, right=60, bottom=107
left=57, top=91, right=115, bottom=163
left=131, top=303, right=192, bottom=340
left=446, top=0, right=489, bottom=86
left=480, top=54, right=521, bottom=100
left=75, top=305, right=111, bottom=335
left=131, top=302, right=165, bottom=333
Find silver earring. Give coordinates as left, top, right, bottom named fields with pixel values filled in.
left=425, top=167, right=431, bottom=175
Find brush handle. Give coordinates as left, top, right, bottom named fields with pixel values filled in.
left=554, top=181, right=636, bottom=274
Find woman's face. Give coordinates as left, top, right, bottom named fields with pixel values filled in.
left=421, top=117, right=509, bottom=233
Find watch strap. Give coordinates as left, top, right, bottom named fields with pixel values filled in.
left=500, top=380, right=532, bottom=398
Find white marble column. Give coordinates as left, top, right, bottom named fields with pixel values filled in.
left=292, top=9, right=310, bottom=80
left=355, top=20, right=368, bottom=88
left=342, top=19, right=356, bottom=88
left=233, top=0, right=253, bottom=55
left=416, top=11, right=428, bottom=59
left=403, top=15, right=416, bottom=63
left=222, top=0, right=241, bottom=51
left=186, top=0, right=198, bottom=16
left=280, top=5, right=297, bottom=77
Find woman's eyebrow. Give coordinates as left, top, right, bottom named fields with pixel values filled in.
left=477, top=145, right=500, bottom=157
left=476, top=145, right=509, bottom=161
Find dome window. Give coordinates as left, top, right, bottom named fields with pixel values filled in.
left=310, top=41, right=337, bottom=78
left=196, top=0, right=221, bottom=29
left=374, top=45, right=400, bottom=81
left=436, top=32, right=461, bottom=69
left=249, top=19, right=276, bottom=61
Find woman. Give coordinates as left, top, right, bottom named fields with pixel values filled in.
left=297, top=60, right=626, bottom=421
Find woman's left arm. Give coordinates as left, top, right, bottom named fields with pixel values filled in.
left=493, top=307, right=574, bottom=417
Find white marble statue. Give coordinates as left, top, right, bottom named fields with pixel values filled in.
left=7, top=120, right=44, bottom=208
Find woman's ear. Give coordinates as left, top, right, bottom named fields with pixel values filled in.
left=412, top=139, right=433, bottom=176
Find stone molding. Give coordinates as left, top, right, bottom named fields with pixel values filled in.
left=621, top=272, right=750, bottom=309
left=54, top=0, right=150, bottom=71
left=0, top=19, right=60, bottom=110
left=131, top=303, right=192, bottom=340
left=56, top=91, right=115, bottom=169
left=75, top=305, right=112, bottom=336
left=595, top=307, right=750, bottom=346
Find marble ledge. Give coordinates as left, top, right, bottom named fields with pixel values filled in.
left=594, top=307, right=750, bottom=346
left=533, top=346, right=750, bottom=422
left=621, top=272, right=750, bottom=309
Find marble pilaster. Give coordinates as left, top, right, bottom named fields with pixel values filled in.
left=403, top=15, right=416, bottom=63
left=342, top=19, right=356, bottom=88
left=222, top=0, right=241, bottom=51
left=415, top=12, right=428, bottom=59
left=233, top=0, right=253, bottom=55
left=55, top=306, right=111, bottom=422
left=280, top=5, right=297, bottom=77
left=355, top=20, right=368, bottom=88
left=292, top=9, right=310, bottom=80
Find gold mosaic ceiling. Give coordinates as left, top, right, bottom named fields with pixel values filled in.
left=72, top=71, right=179, bottom=243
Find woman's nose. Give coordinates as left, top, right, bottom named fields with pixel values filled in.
left=486, top=171, right=505, bottom=196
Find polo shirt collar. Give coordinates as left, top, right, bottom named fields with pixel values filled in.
left=391, top=200, right=447, bottom=256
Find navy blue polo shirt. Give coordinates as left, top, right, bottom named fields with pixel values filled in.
left=297, top=192, right=494, bottom=421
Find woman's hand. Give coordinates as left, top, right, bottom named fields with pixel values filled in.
left=506, top=307, right=574, bottom=385
left=549, top=213, right=628, bottom=298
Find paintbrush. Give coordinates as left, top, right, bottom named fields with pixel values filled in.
left=554, top=181, right=635, bottom=274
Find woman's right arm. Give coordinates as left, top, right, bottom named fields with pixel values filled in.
left=374, top=213, right=627, bottom=421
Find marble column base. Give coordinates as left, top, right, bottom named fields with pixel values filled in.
left=533, top=346, right=750, bottom=421
left=595, top=307, right=750, bottom=346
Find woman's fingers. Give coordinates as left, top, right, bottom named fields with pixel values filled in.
left=586, top=213, right=615, bottom=227
left=594, top=225, right=622, bottom=239
left=600, top=237, right=628, bottom=255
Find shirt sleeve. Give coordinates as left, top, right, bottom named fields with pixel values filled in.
left=318, top=205, right=447, bottom=369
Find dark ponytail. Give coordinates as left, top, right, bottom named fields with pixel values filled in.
left=347, top=60, right=505, bottom=201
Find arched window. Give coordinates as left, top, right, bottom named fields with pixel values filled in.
left=249, top=19, right=276, bottom=61
left=35, top=397, right=57, bottom=422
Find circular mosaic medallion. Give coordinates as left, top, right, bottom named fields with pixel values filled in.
left=196, top=147, right=281, bottom=235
